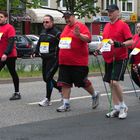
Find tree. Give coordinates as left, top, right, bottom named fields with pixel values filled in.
left=0, top=0, right=128, bottom=18
left=56, top=0, right=129, bottom=18
left=0, top=0, right=42, bottom=12
left=56, top=0, right=100, bottom=18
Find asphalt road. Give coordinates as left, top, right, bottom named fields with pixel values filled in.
left=0, top=74, right=140, bottom=140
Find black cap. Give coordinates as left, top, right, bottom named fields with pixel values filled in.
left=106, top=4, right=119, bottom=12
left=62, top=11, right=74, bottom=18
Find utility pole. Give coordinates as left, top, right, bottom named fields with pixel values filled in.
left=7, top=0, right=10, bottom=23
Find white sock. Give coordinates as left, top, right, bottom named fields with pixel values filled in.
left=93, top=91, right=97, bottom=97
left=114, top=104, right=120, bottom=111
left=63, top=98, right=70, bottom=105
left=120, top=101, right=127, bottom=108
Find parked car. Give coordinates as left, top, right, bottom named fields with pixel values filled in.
left=88, top=35, right=103, bottom=54
left=26, top=34, right=39, bottom=47
left=15, top=35, right=35, bottom=58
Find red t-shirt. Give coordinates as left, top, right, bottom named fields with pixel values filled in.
left=59, top=22, right=91, bottom=66
left=131, top=34, right=140, bottom=64
left=102, top=20, right=132, bottom=63
left=0, top=24, right=17, bottom=58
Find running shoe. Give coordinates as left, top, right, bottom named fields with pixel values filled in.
left=106, top=109, right=120, bottom=118
left=56, top=103, right=70, bottom=112
left=9, top=93, right=21, bottom=100
left=118, top=106, right=128, bottom=119
left=38, top=98, right=52, bottom=106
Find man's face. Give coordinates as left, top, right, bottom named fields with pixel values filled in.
left=64, top=15, right=75, bottom=26
left=0, top=14, right=7, bottom=24
left=108, top=10, right=119, bottom=21
left=43, top=16, right=53, bottom=29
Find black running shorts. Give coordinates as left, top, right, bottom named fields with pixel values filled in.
left=58, top=65, right=91, bottom=87
left=103, top=59, right=128, bottom=83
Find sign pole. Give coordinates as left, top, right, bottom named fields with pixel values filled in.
left=7, top=0, right=10, bottom=23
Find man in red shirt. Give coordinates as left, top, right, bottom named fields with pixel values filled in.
left=56, top=11, right=99, bottom=112
left=97, top=4, right=133, bottom=119
left=0, top=11, right=21, bottom=100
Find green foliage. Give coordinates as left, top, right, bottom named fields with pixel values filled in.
left=0, top=0, right=20, bottom=11
left=56, top=0, right=100, bottom=18
left=0, top=0, right=41, bottom=12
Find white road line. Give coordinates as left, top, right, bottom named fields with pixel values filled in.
left=28, top=89, right=140, bottom=105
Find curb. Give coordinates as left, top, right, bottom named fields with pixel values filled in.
left=0, top=72, right=101, bottom=84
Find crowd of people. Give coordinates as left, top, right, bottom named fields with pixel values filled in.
left=0, top=4, right=140, bottom=120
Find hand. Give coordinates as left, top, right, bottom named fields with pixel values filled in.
left=31, top=53, right=36, bottom=58
left=1, top=54, right=7, bottom=61
left=93, top=49, right=101, bottom=56
left=73, top=26, right=80, bottom=37
left=108, top=39, right=113, bottom=45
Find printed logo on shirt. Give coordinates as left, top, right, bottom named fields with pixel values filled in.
left=40, top=42, right=49, bottom=53
left=59, top=37, right=72, bottom=49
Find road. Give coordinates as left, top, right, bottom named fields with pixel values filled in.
left=0, top=74, right=140, bottom=140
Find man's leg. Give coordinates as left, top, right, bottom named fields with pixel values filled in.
left=84, top=83, right=99, bottom=109
left=56, top=86, right=71, bottom=112
left=6, top=58, right=21, bottom=100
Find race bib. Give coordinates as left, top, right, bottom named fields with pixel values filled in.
left=130, top=48, right=140, bottom=55
left=0, top=33, right=3, bottom=40
left=59, top=37, right=72, bottom=49
left=40, top=42, right=49, bottom=53
left=100, top=39, right=111, bottom=52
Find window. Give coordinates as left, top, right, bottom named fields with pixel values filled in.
left=121, top=0, right=133, bottom=12
left=58, top=0, right=66, bottom=8
left=40, top=0, right=49, bottom=7
left=105, top=0, right=118, bottom=9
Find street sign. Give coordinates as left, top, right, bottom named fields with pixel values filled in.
left=130, top=13, right=137, bottom=22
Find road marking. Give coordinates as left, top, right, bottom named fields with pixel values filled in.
left=28, top=89, right=140, bottom=105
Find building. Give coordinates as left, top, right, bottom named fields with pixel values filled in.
left=12, top=0, right=139, bottom=35
left=90, top=0, right=138, bottom=35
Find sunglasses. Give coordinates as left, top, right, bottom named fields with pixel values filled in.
left=43, top=21, right=49, bottom=24
left=136, top=26, right=140, bottom=28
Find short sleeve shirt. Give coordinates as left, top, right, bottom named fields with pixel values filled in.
left=59, top=21, right=91, bottom=66
left=102, top=20, right=132, bottom=63
left=0, top=24, right=17, bottom=57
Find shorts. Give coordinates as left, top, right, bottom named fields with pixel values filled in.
left=58, top=65, right=91, bottom=88
left=103, top=59, right=127, bottom=83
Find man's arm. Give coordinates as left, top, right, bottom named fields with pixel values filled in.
left=74, top=26, right=91, bottom=43
left=4, top=37, right=15, bottom=55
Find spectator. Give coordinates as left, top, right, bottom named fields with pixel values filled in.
left=56, top=11, right=99, bottom=112
left=0, top=11, right=21, bottom=100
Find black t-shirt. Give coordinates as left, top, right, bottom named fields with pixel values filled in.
left=36, top=26, right=61, bottom=58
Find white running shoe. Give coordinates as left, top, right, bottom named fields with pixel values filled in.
left=38, top=98, right=52, bottom=107
left=56, top=103, right=70, bottom=112
left=118, top=106, right=128, bottom=119
left=106, top=109, right=120, bottom=118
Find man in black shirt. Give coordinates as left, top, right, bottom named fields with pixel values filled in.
left=34, top=15, right=62, bottom=106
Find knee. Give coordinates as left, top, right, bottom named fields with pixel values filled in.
left=110, top=80, right=118, bottom=87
